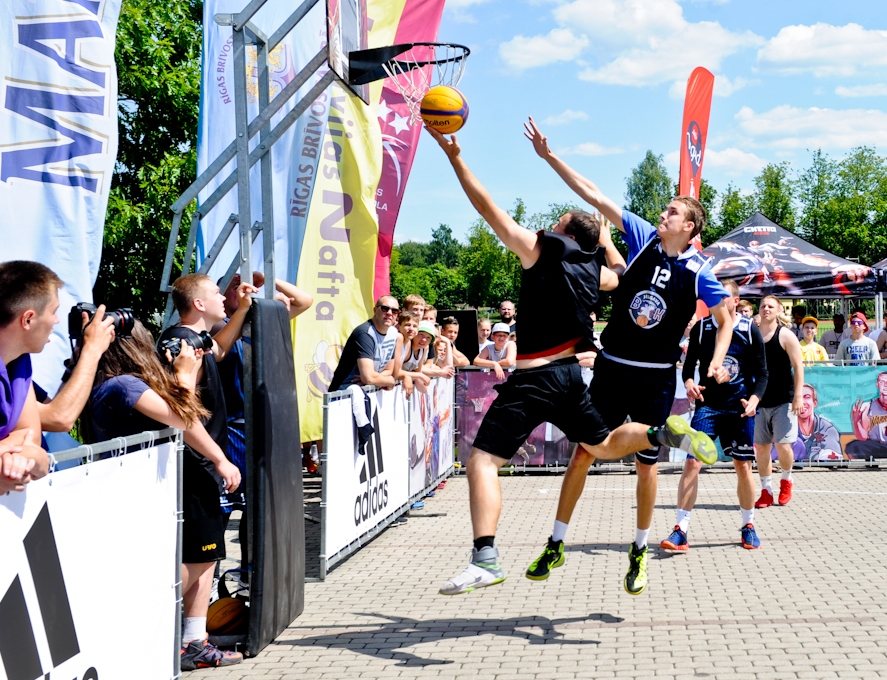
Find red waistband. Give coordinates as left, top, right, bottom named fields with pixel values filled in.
left=515, top=337, right=582, bottom=361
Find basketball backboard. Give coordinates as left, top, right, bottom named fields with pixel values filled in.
left=327, top=0, right=369, bottom=103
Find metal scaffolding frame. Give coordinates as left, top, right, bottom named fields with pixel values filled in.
left=159, top=0, right=334, bottom=325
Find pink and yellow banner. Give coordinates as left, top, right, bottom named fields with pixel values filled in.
left=294, top=0, right=445, bottom=441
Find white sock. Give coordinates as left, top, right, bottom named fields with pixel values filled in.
left=781, top=469, right=792, bottom=482
left=760, top=475, right=773, bottom=493
left=676, top=509, right=692, bottom=532
left=635, top=528, right=650, bottom=549
left=552, top=520, right=568, bottom=543
left=183, top=616, right=207, bottom=643
left=741, top=507, right=754, bottom=526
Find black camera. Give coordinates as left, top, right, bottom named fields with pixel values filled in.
left=157, top=330, right=214, bottom=362
left=68, top=303, right=135, bottom=342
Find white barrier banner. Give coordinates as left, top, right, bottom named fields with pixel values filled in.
left=408, top=378, right=454, bottom=497
left=323, top=386, right=409, bottom=559
left=0, top=443, right=177, bottom=680
left=0, top=0, right=121, bottom=388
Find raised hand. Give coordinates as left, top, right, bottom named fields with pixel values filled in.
left=523, top=117, right=551, bottom=159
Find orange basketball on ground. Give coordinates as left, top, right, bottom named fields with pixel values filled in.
left=420, top=85, right=469, bottom=133
left=207, top=597, right=248, bottom=635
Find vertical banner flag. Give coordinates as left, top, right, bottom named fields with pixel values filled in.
left=197, top=0, right=328, bottom=283
left=678, top=67, right=714, bottom=202
left=294, top=0, right=445, bottom=442
left=0, top=0, right=121, bottom=388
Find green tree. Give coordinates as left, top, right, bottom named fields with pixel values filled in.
left=796, top=149, right=836, bottom=248
left=527, top=202, right=579, bottom=232
left=752, top=162, right=795, bottom=229
left=703, top=184, right=754, bottom=246
left=625, top=151, right=673, bottom=225
left=427, top=224, right=463, bottom=268
left=397, top=240, right=431, bottom=267
left=95, top=0, right=203, bottom=328
left=459, top=219, right=517, bottom=307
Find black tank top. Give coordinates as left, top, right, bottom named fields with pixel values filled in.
left=760, top=326, right=794, bottom=407
left=515, top=231, right=605, bottom=359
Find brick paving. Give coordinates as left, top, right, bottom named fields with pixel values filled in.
left=196, top=467, right=887, bottom=679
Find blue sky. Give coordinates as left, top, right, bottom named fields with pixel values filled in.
left=394, top=0, right=887, bottom=244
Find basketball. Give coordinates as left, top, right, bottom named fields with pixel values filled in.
left=420, top=85, right=469, bottom=133
left=207, top=597, right=248, bottom=635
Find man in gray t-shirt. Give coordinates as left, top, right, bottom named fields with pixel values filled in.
left=329, top=296, right=400, bottom=392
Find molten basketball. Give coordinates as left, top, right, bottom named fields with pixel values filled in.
left=420, top=85, right=469, bottom=133
left=207, top=597, right=248, bottom=635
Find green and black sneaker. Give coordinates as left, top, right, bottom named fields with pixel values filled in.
left=526, top=537, right=565, bottom=581
left=623, top=542, right=649, bottom=596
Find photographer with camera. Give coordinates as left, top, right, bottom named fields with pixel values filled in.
left=32, top=303, right=117, bottom=439
left=159, top=273, right=255, bottom=669
left=0, top=261, right=60, bottom=492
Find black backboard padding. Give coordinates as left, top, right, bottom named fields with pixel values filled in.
left=245, top=299, right=305, bottom=656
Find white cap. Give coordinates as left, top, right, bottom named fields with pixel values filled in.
left=417, top=320, right=437, bottom=337
left=491, top=322, right=510, bottom=335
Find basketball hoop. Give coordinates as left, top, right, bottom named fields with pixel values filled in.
left=470, top=397, right=485, bottom=413
left=349, top=42, right=470, bottom=124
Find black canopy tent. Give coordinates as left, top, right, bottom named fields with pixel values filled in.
left=701, top=212, right=877, bottom=299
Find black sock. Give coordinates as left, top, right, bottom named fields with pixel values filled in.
left=647, top=427, right=660, bottom=448
left=473, top=536, right=495, bottom=551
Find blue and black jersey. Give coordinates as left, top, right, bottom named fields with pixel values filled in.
left=600, top=211, right=728, bottom=368
left=682, top=315, right=768, bottom=411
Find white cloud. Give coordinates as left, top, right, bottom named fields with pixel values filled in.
left=541, top=109, right=589, bottom=126
left=445, top=0, right=491, bottom=6
left=757, top=23, right=887, bottom=77
left=836, top=84, right=887, bottom=98
left=499, top=28, right=589, bottom=70
left=703, top=147, right=768, bottom=174
left=667, top=74, right=750, bottom=100
left=734, top=105, right=887, bottom=150
left=558, top=142, right=623, bottom=156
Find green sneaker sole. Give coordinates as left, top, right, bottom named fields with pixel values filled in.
left=623, top=577, right=647, bottom=596
left=666, top=415, right=718, bottom=465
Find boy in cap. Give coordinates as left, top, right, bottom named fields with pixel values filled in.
left=835, top=312, right=879, bottom=365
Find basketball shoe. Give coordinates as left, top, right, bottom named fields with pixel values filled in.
left=656, top=416, right=718, bottom=465
left=525, top=537, right=565, bottom=580
left=624, top=542, right=649, bottom=596
left=180, top=638, right=243, bottom=670
left=659, top=526, right=689, bottom=552
left=755, top=489, right=773, bottom=508
left=440, top=546, right=506, bottom=595
left=740, top=523, right=761, bottom=550
left=778, top=479, right=793, bottom=505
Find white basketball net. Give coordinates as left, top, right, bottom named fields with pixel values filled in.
left=470, top=397, right=485, bottom=413
left=382, top=43, right=469, bottom=125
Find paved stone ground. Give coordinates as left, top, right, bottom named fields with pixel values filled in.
left=197, top=467, right=887, bottom=679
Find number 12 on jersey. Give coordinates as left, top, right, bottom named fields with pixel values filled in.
left=651, top=265, right=671, bottom=289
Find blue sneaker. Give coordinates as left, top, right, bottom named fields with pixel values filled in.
left=411, top=501, right=425, bottom=510
left=425, top=490, right=436, bottom=498
left=740, top=523, right=761, bottom=550
left=659, top=526, right=689, bottom=552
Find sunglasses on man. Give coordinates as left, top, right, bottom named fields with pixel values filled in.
left=378, top=304, right=399, bottom=314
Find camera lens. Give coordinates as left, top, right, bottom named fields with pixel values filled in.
left=108, top=308, right=135, bottom=338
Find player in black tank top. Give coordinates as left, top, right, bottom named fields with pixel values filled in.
left=428, top=127, right=722, bottom=597
left=753, top=296, right=805, bottom=509
left=524, top=117, right=731, bottom=595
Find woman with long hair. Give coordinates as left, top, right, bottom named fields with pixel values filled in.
left=82, top=319, right=243, bottom=669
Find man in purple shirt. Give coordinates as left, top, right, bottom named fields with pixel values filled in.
left=0, top=261, right=61, bottom=491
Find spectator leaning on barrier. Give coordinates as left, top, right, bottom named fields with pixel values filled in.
left=477, top=318, right=492, bottom=354
left=440, top=316, right=470, bottom=367
left=79, top=318, right=243, bottom=669
left=836, top=313, right=879, bottom=365
left=499, top=300, right=517, bottom=334
left=791, top=305, right=806, bottom=340
left=162, top=272, right=255, bottom=670
left=402, top=294, right=426, bottom=319
left=424, top=305, right=438, bottom=323
left=798, top=316, right=829, bottom=364
left=329, top=296, right=400, bottom=392
left=0, top=261, right=56, bottom=492
left=820, top=313, right=845, bottom=358
left=393, top=311, right=431, bottom=397
left=473, top=322, right=516, bottom=380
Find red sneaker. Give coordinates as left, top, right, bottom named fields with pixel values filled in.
left=778, top=479, right=792, bottom=505
left=754, top=489, right=773, bottom=509
left=302, top=452, right=318, bottom=474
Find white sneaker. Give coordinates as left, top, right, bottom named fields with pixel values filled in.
left=439, top=546, right=506, bottom=595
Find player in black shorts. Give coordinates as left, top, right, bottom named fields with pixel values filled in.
left=426, top=127, right=719, bottom=596
left=659, top=279, right=769, bottom=553
left=524, top=118, right=731, bottom=595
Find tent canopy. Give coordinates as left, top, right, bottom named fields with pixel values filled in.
left=702, top=212, right=877, bottom=298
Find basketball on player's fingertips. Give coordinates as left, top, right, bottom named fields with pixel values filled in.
left=420, top=86, right=469, bottom=134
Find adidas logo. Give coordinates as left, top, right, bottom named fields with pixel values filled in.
left=354, top=408, right=388, bottom=525
left=0, top=503, right=96, bottom=680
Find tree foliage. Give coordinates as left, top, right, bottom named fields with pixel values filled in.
left=625, top=151, right=673, bottom=225
left=752, top=162, right=795, bottom=229
left=95, top=0, right=203, bottom=329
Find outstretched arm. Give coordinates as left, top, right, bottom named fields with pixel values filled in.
left=524, top=117, right=624, bottom=230
left=426, top=127, right=541, bottom=268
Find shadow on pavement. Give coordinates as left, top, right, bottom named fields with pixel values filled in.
left=278, top=612, right=617, bottom=666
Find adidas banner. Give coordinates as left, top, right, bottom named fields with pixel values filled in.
left=408, top=378, right=454, bottom=498
left=0, top=443, right=178, bottom=680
